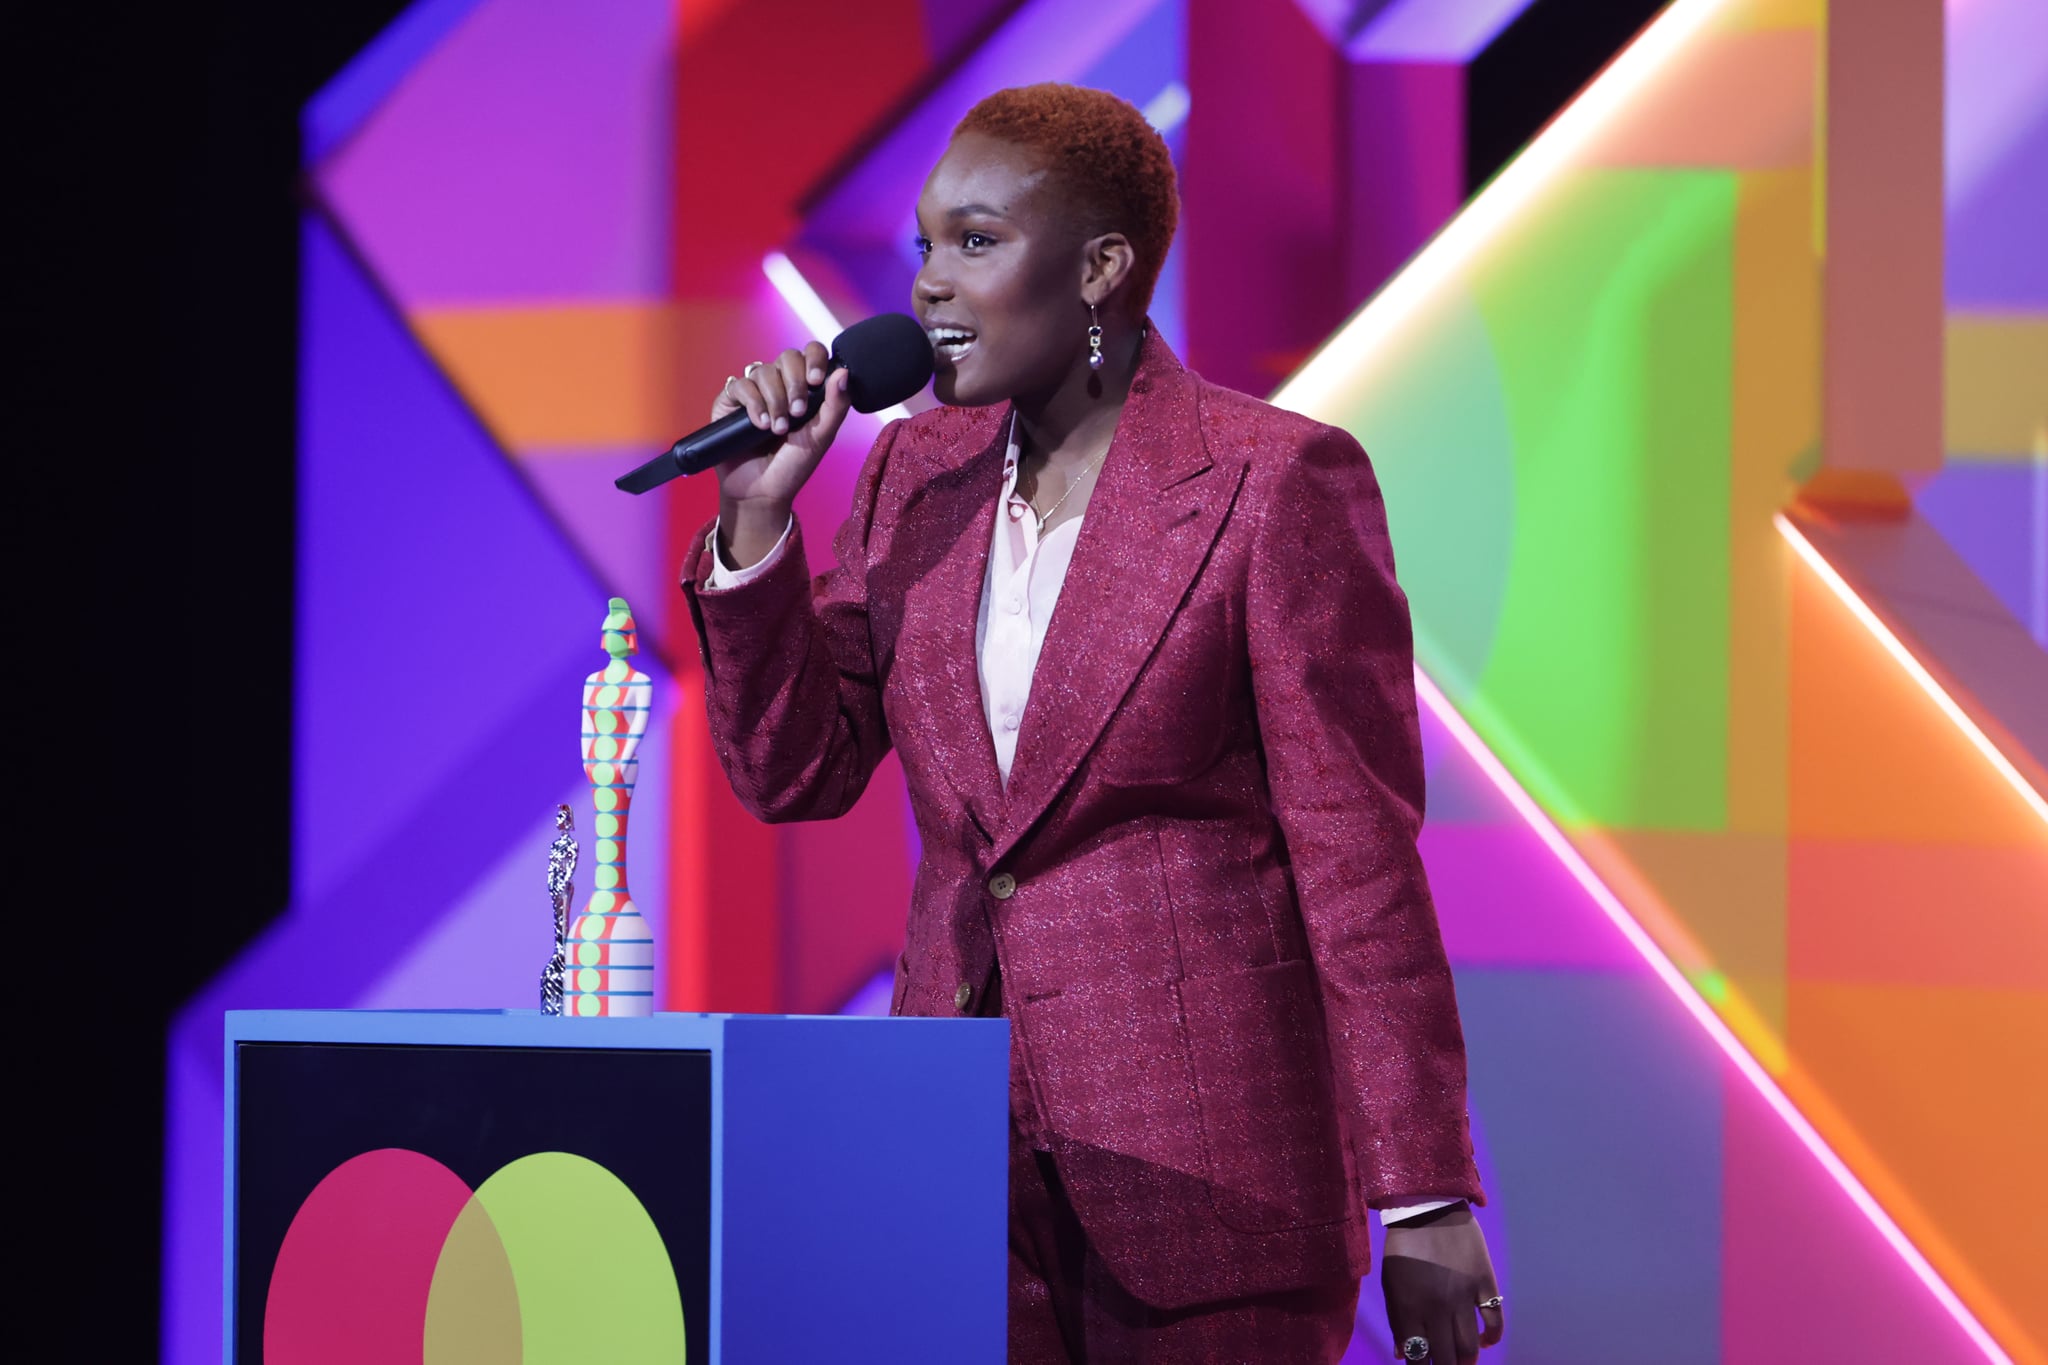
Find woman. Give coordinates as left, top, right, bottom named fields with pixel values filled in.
left=678, top=84, right=1503, bottom=1364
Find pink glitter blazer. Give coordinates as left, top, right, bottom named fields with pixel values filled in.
left=678, top=330, right=1483, bottom=1310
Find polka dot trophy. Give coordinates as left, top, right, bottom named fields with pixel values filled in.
left=566, top=598, right=655, bottom=1018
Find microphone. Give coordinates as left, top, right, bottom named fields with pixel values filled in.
left=615, top=312, right=934, bottom=495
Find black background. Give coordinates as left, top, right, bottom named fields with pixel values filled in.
left=22, top=4, right=419, bottom=1352
left=18, top=2, right=1652, bottom=1352
left=235, top=1042, right=712, bottom=1362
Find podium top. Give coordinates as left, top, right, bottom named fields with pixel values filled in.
left=226, top=1008, right=1007, bottom=1052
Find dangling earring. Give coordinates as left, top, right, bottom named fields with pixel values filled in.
left=1087, top=303, right=1104, bottom=372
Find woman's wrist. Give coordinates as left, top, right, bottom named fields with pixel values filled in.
left=1384, top=1199, right=1469, bottom=1229
left=716, top=495, right=793, bottom=571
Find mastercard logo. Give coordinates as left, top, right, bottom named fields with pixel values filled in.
left=264, top=1147, right=687, bottom=1363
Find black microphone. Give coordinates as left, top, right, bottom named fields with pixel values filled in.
left=615, top=312, right=934, bottom=495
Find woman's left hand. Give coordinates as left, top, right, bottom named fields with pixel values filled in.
left=1381, top=1205, right=1503, bottom=1363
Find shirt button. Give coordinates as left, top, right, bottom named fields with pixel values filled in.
left=954, top=982, right=974, bottom=1010
left=1001, top=711, right=1019, bottom=731
left=1004, top=595, right=1023, bottom=614
left=989, top=872, right=1017, bottom=899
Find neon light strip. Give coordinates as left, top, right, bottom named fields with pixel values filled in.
left=1776, top=514, right=2048, bottom=826
left=1256, top=0, right=2014, bottom=1347
left=1141, top=80, right=1190, bottom=135
left=760, top=251, right=911, bottom=423
left=1413, top=668, right=2013, bottom=1364
left=1275, top=0, right=1726, bottom=418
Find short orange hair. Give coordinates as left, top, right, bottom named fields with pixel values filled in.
left=954, top=83, right=1179, bottom=317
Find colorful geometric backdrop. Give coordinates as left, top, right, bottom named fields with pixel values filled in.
left=168, top=1, right=2045, bottom=1361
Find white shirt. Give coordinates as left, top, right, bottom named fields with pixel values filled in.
left=975, top=420, right=1083, bottom=787
left=704, top=416, right=1454, bottom=1224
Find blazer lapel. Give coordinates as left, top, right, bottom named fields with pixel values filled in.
left=893, top=410, right=1011, bottom=841
left=996, top=333, right=1246, bottom=859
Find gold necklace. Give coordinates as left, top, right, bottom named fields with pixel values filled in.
left=1029, top=449, right=1107, bottom=532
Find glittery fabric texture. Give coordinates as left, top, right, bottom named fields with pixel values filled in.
left=678, top=330, right=1483, bottom=1311
left=1008, top=1117, right=1361, bottom=1362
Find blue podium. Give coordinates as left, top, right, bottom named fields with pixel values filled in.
left=226, top=1010, right=1009, bottom=1363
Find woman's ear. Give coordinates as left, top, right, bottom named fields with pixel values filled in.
left=1081, top=231, right=1136, bottom=309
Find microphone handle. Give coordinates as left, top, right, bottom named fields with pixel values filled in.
left=614, top=367, right=834, bottom=494
left=672, top=377, right=830, bottom=475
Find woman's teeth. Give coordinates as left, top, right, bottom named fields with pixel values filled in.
left=927, top=327, right=976, bottom=361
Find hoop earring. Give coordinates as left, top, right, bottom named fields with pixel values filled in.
left=1087, top=304, right=1104, bottom=372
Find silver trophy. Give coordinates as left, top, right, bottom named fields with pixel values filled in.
left=541, top=804, right=577, bottom=1016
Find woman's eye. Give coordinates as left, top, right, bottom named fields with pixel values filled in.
left=963, top=232, right=993, bottom=250
left=912, top=235, right=933, bottom=259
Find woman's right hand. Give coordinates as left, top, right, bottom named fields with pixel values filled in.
left=709, top=340, right=854, bottom=571
left=712, top=339, right=853, bottom=510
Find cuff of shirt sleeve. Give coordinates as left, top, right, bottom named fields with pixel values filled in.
left=703, top=513, right=794, bottom=590
left=1379, top=1198, right=1461, bottom=1226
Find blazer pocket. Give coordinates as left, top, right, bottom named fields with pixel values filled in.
left=1018, top=978, right=1207, bottom=1181
left=1181, top=958, right=1351, bottom=1233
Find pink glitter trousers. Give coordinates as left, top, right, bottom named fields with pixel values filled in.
left=1006, top=1120, right=1360, bottom=1364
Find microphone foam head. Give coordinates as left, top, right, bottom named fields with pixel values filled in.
left=832, top=313, right=935, bottom=414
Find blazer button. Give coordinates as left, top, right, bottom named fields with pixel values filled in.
left=988, top=872, right=1017, bottom=899
left=954, top=982, right=974, bottom=1010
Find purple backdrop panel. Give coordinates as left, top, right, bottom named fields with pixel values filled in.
left=1424, top=824, right=1646, bottom=972
left=1351, top=0, right=1537, bottom=61
left=163, top=1032, right=223, bottom=1364
left=303, top=0, right=491, bottom=159
left=1720, top=1063, right=1969, bottom=1358
left=286, top=670, right=612, bottom=1007
left=1419, top=693, right=1520, bottom=825
left=358, top=682, right=671, bottom=1010
left=1456, top=969, right=1725, bottom=1365
left=1343, top=59, right=1465, bottom=304
left=521, top=450, right=680, bottom=656
left=839, top=963, right=896, bottom=1017
left=916, top=0, right=1025, bottom=66
left=293, top=215, right=606, bottom=905
left=1943, top=0, right=2048, bottom=309
left=1916, top=459, right=2048, bottom=648
left=1945, top=107, right=2048, bottom=309
left=1075, top=0, right=1188, bottom=350
left=355, top=776, right=592, bottom=1007
left=1074, top=0, right=1183, bottom=124
left=1417, top=698, right=1645, bottom=972
left=315, top=0, right=676, bottom=305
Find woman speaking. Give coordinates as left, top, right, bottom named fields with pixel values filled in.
left=678, top=83, right=1503, bottom=1364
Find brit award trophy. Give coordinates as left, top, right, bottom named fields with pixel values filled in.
left=540, top=805, right=575, bottom=1016
left=565, top=598, right=655, bottom=1017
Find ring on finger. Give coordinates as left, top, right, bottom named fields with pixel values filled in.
left=743, top=360, right=765, bottom=378
left=1400, top=1337, right=1431, bottom=1361
left=1477, top=1295, right=1504, bottom=1311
